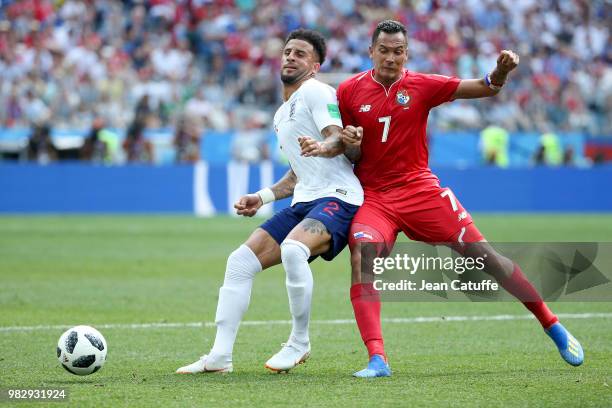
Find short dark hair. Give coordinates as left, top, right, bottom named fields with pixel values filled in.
left=371, top=20, right=407, bottom=45
left=285, top=29, right=326, bottom=65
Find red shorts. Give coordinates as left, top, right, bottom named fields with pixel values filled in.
left=349, top=185, right=484, bottom=250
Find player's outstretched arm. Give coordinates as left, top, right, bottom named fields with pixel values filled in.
left=452, top=50, right=519, bottom=99
left=299, top=125, right=345, bottom=158
left=234, top=168, right=297, bottom=217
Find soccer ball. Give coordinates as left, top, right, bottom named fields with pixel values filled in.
left=57, top=325, right=107, bottom=375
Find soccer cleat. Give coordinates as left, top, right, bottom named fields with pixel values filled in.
left=175, top=354, right=233, bottom=374
left=545, top=322, right=584, bottom=367
left=353, top=354, right=392, bottom=378
left=265, top=341, right=310, bottom=373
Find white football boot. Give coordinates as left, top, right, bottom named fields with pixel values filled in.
left=175, top=354, right=233, bottom=374
left=265, top=340, right=311, bottom=373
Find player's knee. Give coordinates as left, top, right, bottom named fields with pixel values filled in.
left=280, top=239, right=311, bottom=277
left=350, top=248, right=362, bottom=281
left=224, top=244, right=262, bottom=284
left=350, top=240, right=388, bottom=284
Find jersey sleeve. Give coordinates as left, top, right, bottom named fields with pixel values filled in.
left=301, top=80, right=343, bottom=132
left=422, top=74, right=461, bottom=108
left=336, top=81, right=357, bottom=127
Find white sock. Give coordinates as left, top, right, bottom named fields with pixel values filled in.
left=281, top=239, right=313, bottom=346
left=209, top=244, right=262, bottom=360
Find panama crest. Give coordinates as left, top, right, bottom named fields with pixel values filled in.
left=396, top=89, right=410, bottom=106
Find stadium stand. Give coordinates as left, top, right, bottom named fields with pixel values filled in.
left=0, top=0, right=609, bottom=165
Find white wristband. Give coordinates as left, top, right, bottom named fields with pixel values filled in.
left=256, top=188, right=275, bottom=204
left=485, top=72, right=504, bottom=91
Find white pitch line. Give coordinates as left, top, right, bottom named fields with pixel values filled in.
left=1, top=313, right=611, bottom=333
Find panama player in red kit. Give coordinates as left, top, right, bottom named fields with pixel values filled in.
left=305, top=20, right=584, bottom=377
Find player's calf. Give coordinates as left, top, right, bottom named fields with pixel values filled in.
left=281, top=239, right=314, bottom=346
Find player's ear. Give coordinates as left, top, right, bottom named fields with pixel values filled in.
left=368, top=45, right=373, bottom=59
left=312, top=62, right=321, bottom=73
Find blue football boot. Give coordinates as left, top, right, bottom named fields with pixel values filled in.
left=353, top=354, right=392, bottom=378
left=545, top=322, right=584, bottom=366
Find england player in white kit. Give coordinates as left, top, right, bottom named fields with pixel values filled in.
left=176, top=29, right=363, bottom=374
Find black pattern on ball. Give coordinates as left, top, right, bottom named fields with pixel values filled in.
left=62, top=363, right=78, bottom=375
left=85, top=333, right=105, bottom=351
left=92, top=365, right=101, bottom=374
left=56, top=346, right=61, bottom=358
left=65, top=331, right=78, bottom=353
left=72, top=354, right=96, bottom=368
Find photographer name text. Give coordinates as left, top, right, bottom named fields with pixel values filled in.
left=373, top=279, right=499, bottom=292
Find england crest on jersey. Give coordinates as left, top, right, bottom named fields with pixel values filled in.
left=396, top=89, right=410, bottom=106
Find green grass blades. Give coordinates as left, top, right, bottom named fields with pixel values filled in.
left=1, top=215, right=611, bottom=407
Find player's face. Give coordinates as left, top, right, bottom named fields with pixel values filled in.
left=281, top=39, right=320, bottom=85
left=369, top=32, right=408, bottom=85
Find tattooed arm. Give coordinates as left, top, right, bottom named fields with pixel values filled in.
left=234, top=168, right=297, bottom=217
left=298, top=125, right=345, bottom=158
left=270, top=168, right=298, bottom=200
left=343, top=144, right=361, bottom=163
left=341, top=125, right=362, bottom=163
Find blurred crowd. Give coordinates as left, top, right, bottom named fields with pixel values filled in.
left=0, top=0, right=610, bottom=164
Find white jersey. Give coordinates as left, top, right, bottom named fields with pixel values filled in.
left=273, top=78, right=364, bottom=207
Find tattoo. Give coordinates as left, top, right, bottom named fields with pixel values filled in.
left=344, top=145, right=361, bottom=163
left=300, top=218, right=329, bottom=236
left=489, top=68, right=508, bottom=86
left=270, top=168, right=297, bottom=200
left=319, top=125, right=345, bottom=158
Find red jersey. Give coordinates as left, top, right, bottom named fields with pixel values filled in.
left=337, top=69, right=460, bottom=193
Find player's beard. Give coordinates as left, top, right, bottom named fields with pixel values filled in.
left=281, top=69, right=312, bottom=85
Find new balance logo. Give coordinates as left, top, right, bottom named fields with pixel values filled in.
left=458, top=211, right=467, bottom=221
left=359, top=104, right=371, bottom=112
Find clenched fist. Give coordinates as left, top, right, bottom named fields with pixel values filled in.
left=234, top=194, right=262, bottom=217
left=342, top=126, right=363, bottom=147
left=496, top=50, right=519, bottom=75
left=299, top=136, right=325, bottom=157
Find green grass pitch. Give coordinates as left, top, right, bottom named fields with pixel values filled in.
left=1, top=214, right=611, bottom=407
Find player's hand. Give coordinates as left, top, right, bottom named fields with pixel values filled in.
left=234, top=194, right=263, bottom=217
left=299, top=136, right=325, bottom=157
left=342, top=126, right=363, bottom=147
left=496, top=50, right=519, bottom=74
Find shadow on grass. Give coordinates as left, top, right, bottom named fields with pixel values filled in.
left=406, top=367, right=572, bottom=381
left=48, top=378, right=103, bottom=385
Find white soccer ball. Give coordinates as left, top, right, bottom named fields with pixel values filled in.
left=57, top=325, right=107, bottom=376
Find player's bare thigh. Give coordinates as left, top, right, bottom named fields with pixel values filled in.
left=285, top=218, right=332, bottom=256
left=244, top=228, right=282, bottom=269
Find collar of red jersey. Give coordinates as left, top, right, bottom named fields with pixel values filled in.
left=369, top=69, right=407, bottom=96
